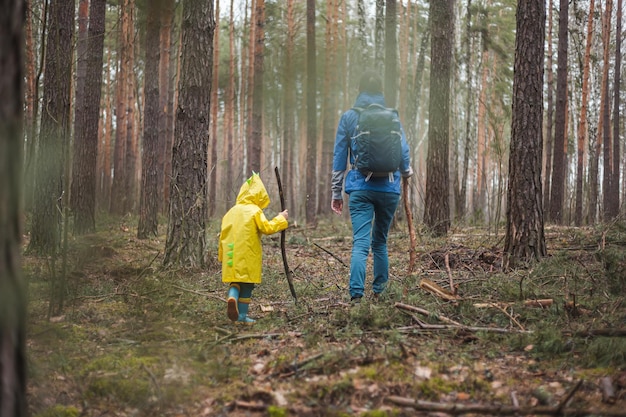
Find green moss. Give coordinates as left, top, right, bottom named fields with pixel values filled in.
left=267, top=405, right=288, bottom=417
left=34, top=405, right=80, bottom=417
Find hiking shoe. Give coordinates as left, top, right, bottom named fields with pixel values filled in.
left=227, top=297, right=239, bottom=322
left=350, top=296, right=362, bottom=305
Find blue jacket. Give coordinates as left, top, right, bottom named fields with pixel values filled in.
left=331, top=92, right=413, bottom=200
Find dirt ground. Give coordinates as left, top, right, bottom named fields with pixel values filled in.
left=25, top=220, right=626, bottom=416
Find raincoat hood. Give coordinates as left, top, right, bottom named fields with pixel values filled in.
left=236, top=173, right=270, bottom=209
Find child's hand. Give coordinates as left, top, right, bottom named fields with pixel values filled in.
left=279, top=210, right=289, bottom=221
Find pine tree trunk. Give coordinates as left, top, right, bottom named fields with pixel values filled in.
left=30, top=0, right=75, bottom=254
left=71, top=0, right=106, bottom=235
left=158, top=0, right=174, bottom=215
left=0, top=2, right=27, bottom=414
left=543, top=0, right=554, bottom=217
left=424, top=0, right=453, bottom=236
left=503, top=0, right=547, bottom=270
left=305, top=0, right=318, bottom=225
left=549, top=0, right=568, bottom=224
left=610, top=0, right=621, bottom=218
left=282, top=0, right=296, bottom=213
left=575, top=0, right=595, bottom=226
left=138, top=0, right=163, bottom=239
left=601, top=0, right=613, bottom=222
left=384, top=0, right=397, bottom=107
left=209, top=0, right=219, bottom=217
left=110, top=0, right=130, bottom=215
left=319, top=0, right=338, bottom=216
left=224, top=0, right=236, bottom=211
left=249, top=0, right=264, bottom=173
left=164, top=0, right=214, bottom=268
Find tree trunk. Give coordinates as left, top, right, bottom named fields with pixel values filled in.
left=319, top=0, right=338, bottom=216
left=138, top=0, right=163, bottom=239
left=503, top=0, right=547, bottom=270
left=543, top=0, right=554, bottom=217
left=456, top=0, right=472, bottom=222
left=158, top=0, right=175, bottom=215
left=29, top=0, right=75, bottom=254
left=164, top=0, right=214, bottom=268
left=610, top=0, right=621, bottom=219
left=282, top=0, right=296, bottom=213
left=305, top=0, right=317, bottom=225
left=71, top=0, right=106, bottom=235
left=384, top=0, right=397, bottom=108
left=548, top=0, right=568, bottom=224
left=23, top=0, right=38, bottom=212
left=601, top=0, right=613, bottom=222
left=209, top=0, right=219, bottom=216
left=123, top=1, right=137, bottom=214
left=575, top=0, right=595, bottom=226
left=249, top=0, right=264, bottom=173
left=110, top=0, right=130, bottom=215
left=0, top=2, right=27, bottom=415
left=224, top=0, right=236, bottom=211
left=424, top=0, right=453, bottom=237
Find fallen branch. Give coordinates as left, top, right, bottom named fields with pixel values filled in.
left=419, top=278, right=460, bottom=302
left=444, top=252, right=456, bottom=295
left=385, top=395, right=625, bottom=416
left=313, top=242, right=349, bottom=268
left=395, top=303, right=532, bottom=334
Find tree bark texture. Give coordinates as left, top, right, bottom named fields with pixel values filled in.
left=575, top=0, right=595, bottom=226
left=30, top=0, right=75, bottom=254
left=305, top=0, right=317, bottom=225
left=503, top=0, right=547, bottom=270
left=548, top=0, right=568, bottom=224
left=424, top=0, right=453, bottom=237
left=110, top=0, right=130, bottom=215
left=0, top=1, right=28, bottom=414
left=384, top=0, right=397, bottom=108
left=138, top=0, right=164, bottom=239
left=250, top=0, right=264, bottom=173
left=164, top=0, right=214, bottom=268
left=602, top=0, right=614, bottom=222
left=610, top=0, right=621, bottom=219
left=71, top=0, right=106, bottom=234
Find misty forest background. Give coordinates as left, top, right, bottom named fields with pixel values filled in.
left=21, top=0, right=624, bottom=274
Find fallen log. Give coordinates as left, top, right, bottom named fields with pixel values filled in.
left=385, top=395, right=625, bottom=416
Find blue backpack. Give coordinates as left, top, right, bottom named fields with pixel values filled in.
left=351, top=103, right=403, bottom=181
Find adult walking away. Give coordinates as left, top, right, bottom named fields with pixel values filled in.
left=331, top=71, right=413, bottom=304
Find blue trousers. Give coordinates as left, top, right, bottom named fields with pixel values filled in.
left=348, top=190, right=400, bottom=298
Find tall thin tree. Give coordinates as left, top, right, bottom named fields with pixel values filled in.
left=306, top=0, right=318, bottom=225
left=610, top=0, right=622, bottom=218
left=424, top=0, right=453, bottom=236
left=164, top=0, right=214, bottom=268
left=575, top=0, right=595, bottom=226
left=549, top=0, right=569, bottom=224
left=138, top=0, right=164, bottom=238
left=29, top=0, right=75, bottom=254
left=71, top=0, right=106, bottom=234
left=503, top=0, right=547, bottom=270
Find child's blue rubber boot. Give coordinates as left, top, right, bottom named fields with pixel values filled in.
left=227, top=284, right=240, bottom=322
left=237, top=298, right=256, bottom=324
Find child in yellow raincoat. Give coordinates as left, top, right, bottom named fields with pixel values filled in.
left=218, top=173, right=289, bottom=323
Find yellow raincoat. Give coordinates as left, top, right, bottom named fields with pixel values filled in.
left=218, top=174, right=288, bottom=284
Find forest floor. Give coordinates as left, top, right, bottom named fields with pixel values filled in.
left=25, top=215, right=626, bottom=417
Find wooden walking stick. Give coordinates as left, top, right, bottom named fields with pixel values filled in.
left=274, top=166, right=298, bottom=302
left=402, top=177, right=417, bottom=274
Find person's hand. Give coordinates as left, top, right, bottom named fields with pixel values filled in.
left=331, top=199, right=343, bottom=215
left=279, top=209, right=289, bottom=221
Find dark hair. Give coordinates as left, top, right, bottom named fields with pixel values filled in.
left=358, top=71, right=383, bottom=94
